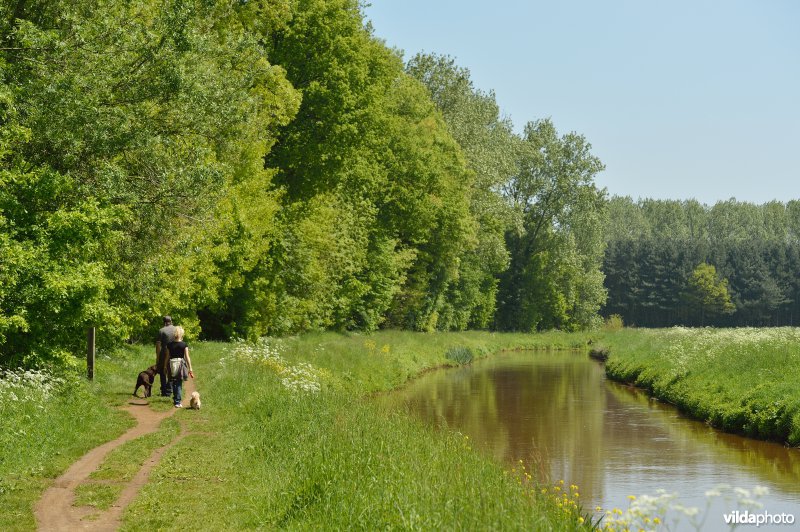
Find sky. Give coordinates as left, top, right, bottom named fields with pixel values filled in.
left=363, top=1, right=800, bottom=205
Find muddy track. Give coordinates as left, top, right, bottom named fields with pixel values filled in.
left=35, top=379, right=197, bottom=531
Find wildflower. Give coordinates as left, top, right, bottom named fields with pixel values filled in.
left=734, top=487, right=750, bottom=498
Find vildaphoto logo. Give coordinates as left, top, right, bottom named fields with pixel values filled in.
left=723, top=510, right=795, bottom=527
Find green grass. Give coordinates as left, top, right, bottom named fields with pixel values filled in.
left=123, top=332, right=594, bottom=530
left=6, top=327, right=800, bottom=529
left=0, top=368, right=134, bottom=531
left=74, top=482, right=124, bottom=511
left=0, top=345, right=180, bottom=530
left=89, top=418, right=181, bottom=482
left=0, top=330, right=594, bottom=530
left=71, top=417, right=180, bottom=512
left=599, top=327, right=800, bottom=444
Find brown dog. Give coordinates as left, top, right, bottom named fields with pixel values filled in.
left=133, top=365, right=159, bottom=398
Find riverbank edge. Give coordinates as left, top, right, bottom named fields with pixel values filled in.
left=598, top=329, right=800, bottom=447
left=118, top=333, right=598, bottom=530
left=3, top=332, right=597, bottom=531
left=602, top=366, right=800, bottom=447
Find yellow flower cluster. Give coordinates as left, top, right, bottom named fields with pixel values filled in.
left=507, top=463, right=590, bottom=528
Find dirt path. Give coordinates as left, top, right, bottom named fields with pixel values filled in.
left=35, top=378, right=197, bottom=532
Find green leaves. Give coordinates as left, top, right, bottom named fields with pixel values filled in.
left=0, top=0, right=612, bottom=364
left=684, top=263, right=736, bottom=325
left=496, top=119, right=607, bottom=332
left=0, top=0, right=300, bottom=363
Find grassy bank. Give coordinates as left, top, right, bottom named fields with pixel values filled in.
left=122, top=331, right=593, bottom=530
left=1, top=331, right=594, bottom=530
left=0, top=348, right=160, bottom=531
left=599, top=327, right=800, bottom=445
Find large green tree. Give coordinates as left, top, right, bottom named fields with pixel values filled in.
left=0, top=0, right=299, bottom=363
left=496, top=119, right=607, bottom=331
left=406, top=53, right=516, bottom=329
left=683, top=263, right=735, bottom=326
left=201, top=0, right=475, bottom=337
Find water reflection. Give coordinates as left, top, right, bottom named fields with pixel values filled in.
left=387, top=351, right=800, bottom=528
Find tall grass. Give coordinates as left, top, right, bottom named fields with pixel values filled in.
left=601, top=327, right=800, bottom=444
left=1, top=331, right=594, bottom=530
left=0, top=366, right=133, bottom=530
left=123, top=331, right=594, bottom=530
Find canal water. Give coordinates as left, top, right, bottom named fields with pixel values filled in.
left=387, top=351, right=800, bottom=531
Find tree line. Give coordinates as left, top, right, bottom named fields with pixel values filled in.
left=603, top=197, right=800, bottom=327
left=0, top=0, right=607, bottom=367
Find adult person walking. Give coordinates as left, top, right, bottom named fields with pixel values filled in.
left=167, top=326, right=194, bottom=407
left=155, top=316, right=177, bottom=397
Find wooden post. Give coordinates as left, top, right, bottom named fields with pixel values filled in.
left=87, top=327, right=95, bottom=380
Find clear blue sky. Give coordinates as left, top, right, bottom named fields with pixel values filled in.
left=364, top=1, right=800, bottom=205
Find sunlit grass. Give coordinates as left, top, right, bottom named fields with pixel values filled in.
left=74, top=482, right=123, bottom=511
left=88, top=418, right=180, bottom=483
left=123, top=331, right=595, bottom=530
left=1, top=330, right=594, bottom=530
left=0, top=366, right=134, bottom=531
left=601, top=327, right=800, bottom=444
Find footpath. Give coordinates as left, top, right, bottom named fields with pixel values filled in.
left=35, top=379, right=197, bottom=531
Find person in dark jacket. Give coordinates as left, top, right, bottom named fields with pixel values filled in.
left=155, top=316, right=176, bottom=396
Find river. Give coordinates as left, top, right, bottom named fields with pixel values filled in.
left=386, top=351, right=800, bottom=531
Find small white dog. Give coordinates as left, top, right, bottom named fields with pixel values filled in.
left=189, top=391, right=202, bottom=409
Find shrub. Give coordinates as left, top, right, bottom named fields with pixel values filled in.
left=604, top=314, right=624, bottom=331
left=444, top=346, right=474, bottom=365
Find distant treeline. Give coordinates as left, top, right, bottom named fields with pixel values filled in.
left=0, top=0, right=607, bottom=366
left=603, top=197, right=800, bottom=327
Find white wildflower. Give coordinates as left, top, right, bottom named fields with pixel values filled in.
left=221, top=337, right=321, bottom=394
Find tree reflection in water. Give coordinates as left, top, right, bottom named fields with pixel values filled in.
left=387, top=351, right=800, bottom=519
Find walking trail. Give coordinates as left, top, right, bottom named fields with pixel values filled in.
left=35, top=378, right=197, bottom=531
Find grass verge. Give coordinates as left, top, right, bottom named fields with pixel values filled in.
left=600, top=327, right=800, bottom=445
left=0, top=344, right=182, bottom=530
left=122, top=331, right=594, bottom=530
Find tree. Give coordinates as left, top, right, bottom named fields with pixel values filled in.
left=406, top=53, right=517, bottom=328
left=496, top=119, right=607, bottom=331
left=0, top=0, right=300, bottom=362
left=683, top=263, right=735, bottom=326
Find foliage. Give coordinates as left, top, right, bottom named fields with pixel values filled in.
left=407, top=53, right=516, bottom=329
left=0, top=0, right=609, bottom=366
left=683, top=263, right=735, bottom=325
left=602, top=197, right=800, bottom=327
left=444, top=345, right=475, bottom=365
left=0, top=0, right=299, bottom=364
left=496, top=119, right=607, bottom=332
left=603, top=314, right=624, bottom=331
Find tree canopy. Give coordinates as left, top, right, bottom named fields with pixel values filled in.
left=602, top=197, right=800, bottom=327
left=0, top=0, right=609, bottom=367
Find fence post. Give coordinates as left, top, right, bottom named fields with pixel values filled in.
left=87, top=327, right=95, bottom=380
